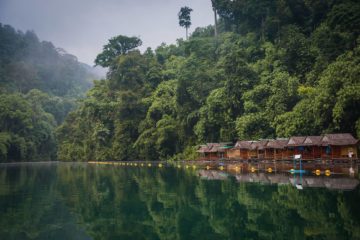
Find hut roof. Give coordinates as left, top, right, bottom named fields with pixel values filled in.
left=197, top=142, right=232, bottom=153
left=209, top=143, right=225, bottom=152
left=322, top=133, right=358, bottom=146
left=265, top=139, right=288, bottom=149
left=287, top=136, right=306, bottom=147
left=196, top=145, right=210, bottom=153
left=251, top=140, right=268, bottom=150
left=234, top=141, right=253, bottom=149
left=303, top=136, right=323, bottom=146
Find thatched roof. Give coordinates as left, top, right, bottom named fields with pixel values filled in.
left=287, top=136, right=306, bottom=147
left=322, top=133, right=358, bottom=146
left=303, top=136, right=323, bottom=146
left=196, top=145, right=210, bottom=153
left=196, top=142, right=232, bottom=153
left=265, top=139, right=288, bottom=149
left=234, top=141, right=253, bottom=149
left=208, top=143, right=225, bottom=153
left=251, top=140, right=269, bottom=150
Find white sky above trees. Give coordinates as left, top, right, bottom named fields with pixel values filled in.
left=0, top=0, right=214, bottom=65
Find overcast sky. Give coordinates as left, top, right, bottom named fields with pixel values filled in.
left=0, top=0, right=214, bottom=65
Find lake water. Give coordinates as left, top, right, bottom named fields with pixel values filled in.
left=0, top=162, right=360, bottom=240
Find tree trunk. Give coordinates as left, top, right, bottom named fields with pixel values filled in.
left=214, top=8, right=218, bottom=38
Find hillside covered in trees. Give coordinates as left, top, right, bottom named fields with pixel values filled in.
left=1, top=0, right=360, bottom=162
left=57, top=0, right=360, bottom=162
left=0, top=23, right=98, bottom=162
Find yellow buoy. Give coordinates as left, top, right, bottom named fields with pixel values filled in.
left=219, top=166, right=224, bottom=171
left=325, top=169, right=331, bottom=176
left=130, top=163, right=133, bottom=166
left=134, top=163, right=138, bottom=167
left=148, top=163, right=152, bottom=167
left=192, top=165, right=196, bottom=169
left=206, top=165, right=210, bottom=170
left=158, top=163, right=163, bottom=168
left=141, top=163, right=144, bottom=167
left=267, top=167, right=273, bottom=173
left=315, top=169, right=321, bottom=176
left=186, top=165, right=189, bottom=169
left=251, top=167, right=256, bottom=173
left=177, top=165, right=181, bottom=168
left=126, top=163, right=129, bottom=166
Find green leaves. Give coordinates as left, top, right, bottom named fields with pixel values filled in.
left=0, top=93, right=57, bottom=162
left=0, top=132, right=11, bottom=160
left=178, top=6, right=193, bottom=39
left=95, top=35, right=142, bottom=67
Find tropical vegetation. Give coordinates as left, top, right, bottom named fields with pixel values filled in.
left=1, top=0, right=360, bottom=162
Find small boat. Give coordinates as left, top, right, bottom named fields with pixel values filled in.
left=289, top=169, right=307, bottom=174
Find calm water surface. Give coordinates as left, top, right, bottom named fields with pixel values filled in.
left=0, top=162, right=360, bottom=240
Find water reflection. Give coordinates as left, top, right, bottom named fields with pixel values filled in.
left=198, top=170, right=360, bottom=190
left=0, top=163, right=360, bottom=240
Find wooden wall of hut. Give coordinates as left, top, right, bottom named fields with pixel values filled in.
left=226, top=149, right=240, bottom=159
left=248, top=149, right=258, bottom=159
left=265, top=149, right=274, bottom=159
left=257, top=150, right=265, bottom=159
left=240, top=149, right=249, bottom=160
left=322, top=145, right=358, bottom=159
left=274, top=149, right=284, bottom=160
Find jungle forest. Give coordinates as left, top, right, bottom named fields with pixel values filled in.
left=1, top=0, right=360, bottom=162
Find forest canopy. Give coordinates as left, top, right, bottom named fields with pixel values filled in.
left=57, top=0, right=360, bottom=161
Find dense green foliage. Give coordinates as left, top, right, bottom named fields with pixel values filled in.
left=57, top=0, right=360, bottom=161
left=1, top=164, right=360, bottom=239
left=94, top=35, right=143, bottom=67
left=0, top=24, right=97, bottom=162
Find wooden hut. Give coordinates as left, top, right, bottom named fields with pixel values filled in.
left=321, top=133, right=358, bottom=159
left=196, top=145, right=212, bottom=161
left=302, top=136, right=323, bottom=159
left=286, top=136, right=306, bottom=159
left=197, top=143, right=232, bottom=160
left=250, top=140, right=268, bottom=159
left=265, top=139, right=288, bottom=160
left=226, top=147, right=239, bottom=159
left=211, top=142, right=233, bottom=159
left=227, top=141, right=253, bottom=160
left=221, top=143, right=234, bottom=159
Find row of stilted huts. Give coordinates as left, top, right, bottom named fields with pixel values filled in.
left=197, top=133, right=359, bottom=161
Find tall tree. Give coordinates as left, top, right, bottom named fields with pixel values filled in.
left=211, top=1, right=218, bottom=38
left=178, top=6, right=193, bottom=40
left=94, top=35, right=142, bottom=67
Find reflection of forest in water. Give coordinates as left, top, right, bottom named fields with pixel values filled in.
left=198, top=170, right=360, bottom=191
left=1, top=163, right=360, bottom=240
